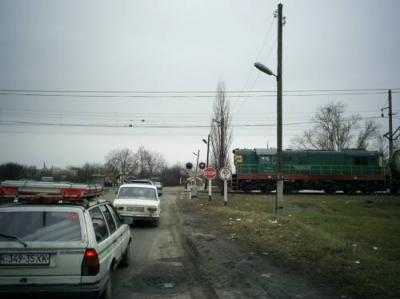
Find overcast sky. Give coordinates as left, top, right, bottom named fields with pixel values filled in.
left=1, top=0, right=399, bottom=168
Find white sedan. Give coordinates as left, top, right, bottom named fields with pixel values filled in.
left=113, top=184, right=160, bottom=226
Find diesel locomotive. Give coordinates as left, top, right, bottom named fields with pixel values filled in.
left=232, top=148, right=400, bottom=194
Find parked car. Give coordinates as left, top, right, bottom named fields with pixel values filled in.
left=153, top=181, right=163, bottom=196
left=113, top=184, right=160, bottom=226
left=0, top=200, right=132, bottom=299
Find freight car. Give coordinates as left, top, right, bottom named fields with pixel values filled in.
left=232, top=148, right=398, bottom=194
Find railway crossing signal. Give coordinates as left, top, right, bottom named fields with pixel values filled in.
left=204, top=167, right=217, bottom=180
left=219, top=167, right=232, bottom=206
left=204, top=167, right=216, bottom=200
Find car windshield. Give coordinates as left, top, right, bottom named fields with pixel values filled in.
left=0, top=211, right=82, bottom=242
left=118, top=187, right=157, bottom=200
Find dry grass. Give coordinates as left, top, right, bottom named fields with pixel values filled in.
left=179, top=192, right=400, bottom=298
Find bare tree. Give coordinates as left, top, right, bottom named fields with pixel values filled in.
left=105, top=148, right=136, bottom=183
left=356, top=120, right=379, bottom=150
left=294, top=102, right=377, bottom=151
left=135, top=146, right=166, bottom=177
left=210, top=82, right=232, bottom=171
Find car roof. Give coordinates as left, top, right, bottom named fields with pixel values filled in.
left=119, top=183, right=157, bottom=190
left=0, top=204, right=85, bottom=211
left=127, top=179, right=153, bottom=183
left=0, top=199, right=110, bottom=210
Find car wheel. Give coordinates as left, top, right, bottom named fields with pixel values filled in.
left=120, top=241, right=132, bottom=268
left=101, top=277, right=112, bottom=299
left=153, top=219, right=159, bottom=227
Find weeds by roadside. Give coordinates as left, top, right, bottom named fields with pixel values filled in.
left=178, top=192, right=400, bottom=298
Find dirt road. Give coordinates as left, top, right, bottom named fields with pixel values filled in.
left=111, top=187, right=216, bottom=299
left=109, top=187, right=339, bottom=299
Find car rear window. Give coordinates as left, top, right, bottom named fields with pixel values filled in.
left=0, top=211, right=82, bottom=242
left=118, top=187, right=157, bottom=200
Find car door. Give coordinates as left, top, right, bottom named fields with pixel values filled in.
left=99, top=205, right=121, bottom=262
left=106, top=204, right=130, bottom=257
left=88, top=206, right=111, bottom=279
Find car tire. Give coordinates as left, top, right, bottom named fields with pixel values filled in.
left=120, top=241, right=132, bottom=268
left=153, top=219, right=159, bottom=227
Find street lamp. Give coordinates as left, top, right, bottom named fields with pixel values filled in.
left=254, top=63, right=276, bottom=77
left=254, top=61, right=283, bottom=214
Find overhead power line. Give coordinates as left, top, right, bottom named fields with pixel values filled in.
left=0, top=87, right=398, bottom=94
left=0, top=116, right=384, bottom=129
left=0, top=90, right=396, bottom=99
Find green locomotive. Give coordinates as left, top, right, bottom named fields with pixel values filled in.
left=232, top=148, right=399, bottom=194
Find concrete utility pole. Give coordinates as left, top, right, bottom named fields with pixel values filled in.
left=388, top=89, right=394, bottom=158
left=254, top=3, right=285, bottom=213
left=276, top=3, right=284, bottom=212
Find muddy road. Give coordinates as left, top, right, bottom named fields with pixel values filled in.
left=111, top=187, right=215, bottom=299
left=108, top=187, right=338, bottom=299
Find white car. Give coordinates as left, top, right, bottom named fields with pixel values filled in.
left=0, top=201, right=132, bottom=299
left=113, top=184, right=160, bottom=226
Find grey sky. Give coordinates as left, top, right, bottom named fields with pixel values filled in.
left=0, top=0, right=399, bottom=168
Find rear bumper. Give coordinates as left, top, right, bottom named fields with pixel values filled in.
left=133, top=216, right=159, bottom=221
left=120, top=214, right=159, bottom=221
left=0, top=278, right=107, bottom=298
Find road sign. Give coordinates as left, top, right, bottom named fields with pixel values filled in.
left=204, top=167, right=217, bottom=180
left=219, top=167, right=232, bottom=180
left=199, top=162, right=206, bottom=170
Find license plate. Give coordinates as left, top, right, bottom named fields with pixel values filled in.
left=0, top=253, right=50, bottom=266
left=127, top=207, right=144, bottom=212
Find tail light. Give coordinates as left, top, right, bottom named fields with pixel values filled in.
left=81, top=248, right=100, bottom=276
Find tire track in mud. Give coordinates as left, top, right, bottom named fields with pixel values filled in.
left=169, top=192, right=220, bottom=299
left=112, top=187, right=219, bottom=299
